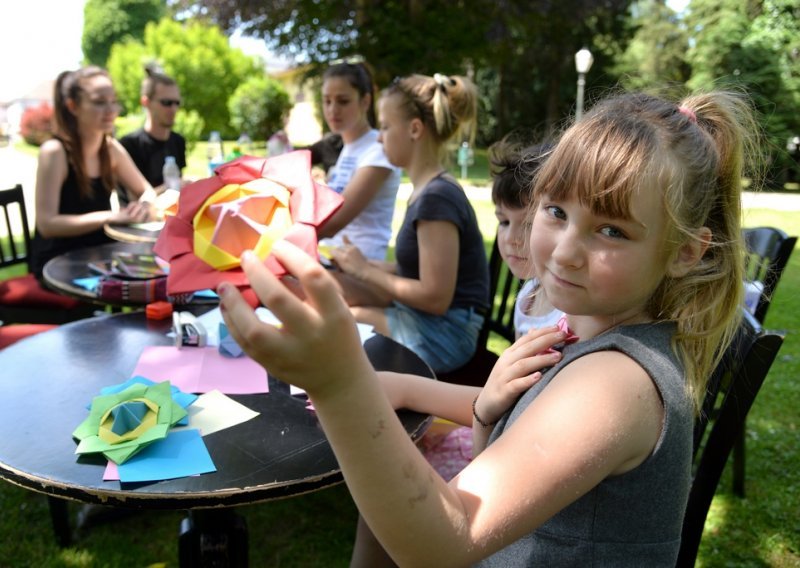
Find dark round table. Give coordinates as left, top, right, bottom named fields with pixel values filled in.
left=42, top=241, right=156, bottom=306
left=104, top=221, right=163, bottom=244
left=0, top=310, right=433, bottom=563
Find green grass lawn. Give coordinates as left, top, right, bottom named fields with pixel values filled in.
left=1, top=149, right=798, bottom=566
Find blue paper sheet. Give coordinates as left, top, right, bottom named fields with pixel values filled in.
left=73, top=276, right=101, bottom=291
left=116, top=428, right=216, bottom=482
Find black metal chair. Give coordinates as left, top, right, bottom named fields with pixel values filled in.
left=742, top=226, right=797, bottom=324
left=437, top=238, right=521, bottom=386
left=677, top=309, right=784, bottom=567
left=0, top=184, right=95, bottom=324
left=731, top=227, right=797, bottom=496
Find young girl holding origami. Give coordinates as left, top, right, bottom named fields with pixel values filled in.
left=218, top=90, right=755, bottom=566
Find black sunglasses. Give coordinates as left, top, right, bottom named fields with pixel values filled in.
left=157, top=98, right=181, bottom=107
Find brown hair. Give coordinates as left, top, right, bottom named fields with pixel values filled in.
left=323, top=60, right=378, bottom=127
left=141, top=63, right=178, bottom=99
left=490, top=137, right=553, bottom=209
left=532, top=91, right=758, bottom=413
left=53, top=66, right=115, bottom=199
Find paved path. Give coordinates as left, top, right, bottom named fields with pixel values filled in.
left=741, top=190, right=800, bottom=211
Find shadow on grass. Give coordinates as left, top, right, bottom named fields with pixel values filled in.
left=0, top=482, right=358, bottom=566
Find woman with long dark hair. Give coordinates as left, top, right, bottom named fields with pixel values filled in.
left=31, top=66, right=154, bottom=277
left=316, top=60, right=402, bottom=262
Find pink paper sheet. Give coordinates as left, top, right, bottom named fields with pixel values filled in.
left=132, top=346, right=269, bottom=394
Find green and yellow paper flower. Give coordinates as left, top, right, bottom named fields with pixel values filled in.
left=72, top=381, right=187, bottom=464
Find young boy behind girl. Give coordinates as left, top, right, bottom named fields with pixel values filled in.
left=419, top=139, right=563, bottom=481
left=490, top=138, right=563, bottom=337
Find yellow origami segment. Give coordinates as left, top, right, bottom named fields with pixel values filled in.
left=193, top=181, right=293, bottom=270
left=97, top=398, right=159, bottom=444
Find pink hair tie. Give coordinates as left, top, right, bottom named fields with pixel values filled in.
left=678, top=106, right=697, bottom=123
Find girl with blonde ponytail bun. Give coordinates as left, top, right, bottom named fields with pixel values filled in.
left=330, top=72, right=489, bottom=375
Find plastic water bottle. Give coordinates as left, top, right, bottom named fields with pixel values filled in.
left=162, top=156, right=181, bottom=191
left=237, top=133, right=253, bottom=155
left=207, top=131, right=224, bottom=175
left=267, top=130, right=291, bottom=156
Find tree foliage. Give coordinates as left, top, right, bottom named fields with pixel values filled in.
left=174, top=0, right=798, bottom=180
left=82, top=0, right=166, bottom=66
left=228, top=75, right=293, bottom=142
left=20, top=103, right=53, bottom=146
left=614, top=0, right=690, bottom=93
left=176, top=0, right=634, bottom=143
left=686, top=0, right=800, bottom=186
left=107, top=18, right=261, bottom=136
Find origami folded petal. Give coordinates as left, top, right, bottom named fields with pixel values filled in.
left=154, top=150, right=344, bottom=295
left=543, top=315, right=580, bottom=354
left=219, top=322, right=244, bottom=358
left=73, top=381, right=189, bottom=464
left=107, top=400, right=152, bottom=438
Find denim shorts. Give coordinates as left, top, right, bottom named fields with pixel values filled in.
left=385, top=302, right=484, bottom=373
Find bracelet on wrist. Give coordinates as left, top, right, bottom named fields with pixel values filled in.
left=472, top=395, right=498, bottom=428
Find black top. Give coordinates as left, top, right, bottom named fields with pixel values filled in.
left=394, top=173, right=489, bottom=311
left=119, top=128, right=186, bottom=187
left=29, top=152, right=113, bottom=278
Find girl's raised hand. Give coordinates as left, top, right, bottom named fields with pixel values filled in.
left=475, top=326, right=566, bottom=426
left=218, top=242, right=372, bottom=399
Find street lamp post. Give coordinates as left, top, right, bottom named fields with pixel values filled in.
left=574, top=48, right=594, bottom=122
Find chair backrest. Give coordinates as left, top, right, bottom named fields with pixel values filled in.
left=678, top=309, right=784, bottom=566
left=742, top=226, right=797, bottom=324
left=0, top=184, right=32, bottom=271
left=478, top=237, right=521, bottom=346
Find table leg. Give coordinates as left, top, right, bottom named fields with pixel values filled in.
left=179, top=508, right=248, bottom=567
left=47, top=496, right=71, bottom=547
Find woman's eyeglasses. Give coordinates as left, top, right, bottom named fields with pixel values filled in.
left=158, top=99, right=181, bottom=107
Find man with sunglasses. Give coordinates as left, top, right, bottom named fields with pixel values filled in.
left=119, top=65, right=186, bottom=192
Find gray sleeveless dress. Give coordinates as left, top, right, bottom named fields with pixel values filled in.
left=475, top=322, right=693, bottom=567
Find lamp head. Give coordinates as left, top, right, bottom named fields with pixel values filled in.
left=575, top=48, right=594, bottom=74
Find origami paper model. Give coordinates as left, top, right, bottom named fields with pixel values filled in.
left=99, top=375, right=198, bottom=426
left=153, top=151, right=344, bottom=295
left=73, top=381, right=188, bottom=465
left=547, top=316, right=580, bottom=353
left=218, top=322, right=244, bottom=358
